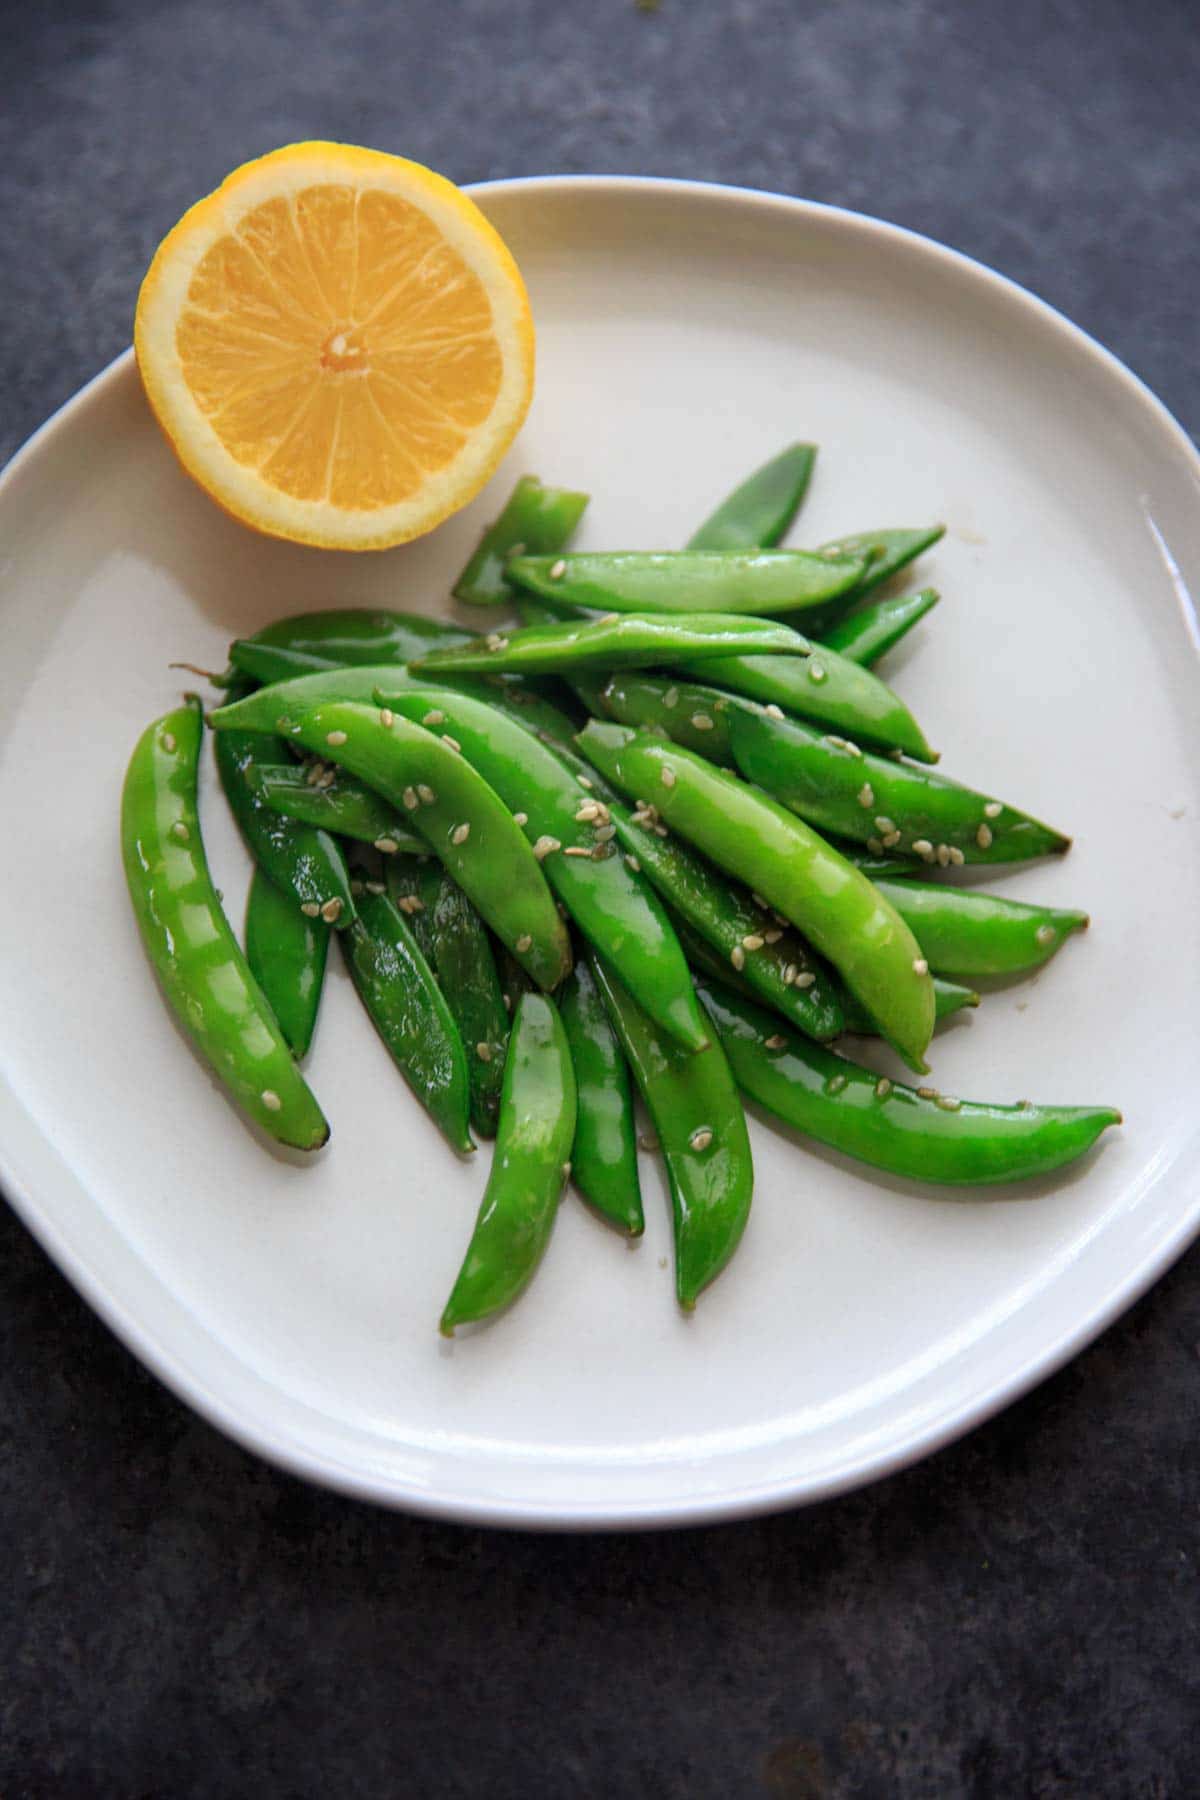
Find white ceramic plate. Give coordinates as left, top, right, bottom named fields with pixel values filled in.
left=2, top=177, right=1198, bottom=1529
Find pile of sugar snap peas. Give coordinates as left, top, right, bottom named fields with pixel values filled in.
left=121, top=444, right=1121, bottom=1334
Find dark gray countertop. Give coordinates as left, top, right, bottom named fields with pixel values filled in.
left=2, top=3, right=1197, bottom=1794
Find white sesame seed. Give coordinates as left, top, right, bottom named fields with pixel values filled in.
left=171, top=821, right=190, bottom=842
left=417, top=784, right=436, bottom=805
left=661, top=766, right=676, bottom=788
left=161, top=731, right=177, bottom=752
left=594, top=824, right=616, bottom=843
left=317, top=767, right=336, bottom=789
left=451, top=823, right=470, bottom=846
left=564, top=845, right=592, bottom=857
left=764, top=703, right=785, bottom=721
left=577, top=775, right=593, bottom=789
left=374, top=837, right=400, bottom=854
left=575, top=802, right=601, bottom=822
left=548, top=559, right=567, bottom=580
left=714, top=698, right=729, bottom=713
left=874, top=816, right=895, bottom=835
left=379, top=708, right=394, bottom=728
left=639, top=1133, right=658, bottom=1152
left=625, top=853, right=642, bottom=875
left=935, top=1094, right=962, bottom=1111
left=663, top=687, right=679, bottom=708
left=858, top=785, right=876, bottom=810
left=532, top=835, right=561, bottom=860
left=1036, top=923, right=1056, bottom=945
left=476, top=1041, right=493, bottom=1062
left=917, top=1086, right=938, bottom=1100
left=742, top=933, right=765, bottom=951
left=689, top=1127, right=714, bottom=1151
left=752, top=892, right=769, bottom=910
left=305, top=762, right=325, bottom=786
left=827, top=1072, right=847, bottom=1093
left=691, top=713, right=714, bottom=731
left=261, top=1090, right=282, bottom=1112
left=402, top=785, right=418, bottom=810
left=730, top=946, right=746, bottom=971
left=912, top=957, right=929, bottom=976
left=321, top=898, right=343, bottom=924
left=515, top=934, right=533, bottom=955
left=422, top=709, right=444, bottom=726
left=936, top=844, right=951, bottom=866
left=976, top=822, right=994, bottom=850
left=948, top=846, right=965, bottom=866
left=875, top=1077, right=892, bottom=1099
left=365, top=880, right=386, bottom=895
left=882, top=831, right=902, bottom=848
left=301, top=902, right=321, bottom=917
left=513, top=811, right=528, bottom=827
left=763, top=928, right=783, bottom=944
left=655, top=824, right=668, bottom=837
left=397, top=895, right=424, bottom=915
left=794, top=971, right=816, bottom=989
left=912, top=839, right=933, bottom=857
left=485, top=632, right=508, bottom=653
left=561, top=1160, right=572, bottom=1181
left=325, top=730, right=348, bottom=747
left=808, top=662, right=827, bottom=684
left=599, top=613, right=619, bottom=626
left=984, top=801, right=1003, bottom=818
left=782, top=963, right=797, bottom=985
left=764, top=1034, right=787, bottom=1050
left=443, top=735, right=463, bottom=754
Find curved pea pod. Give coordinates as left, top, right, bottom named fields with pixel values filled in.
left=341, top=884, right=474, bottom=1155
left=596, top=672, right=739, bottom=765
left=839, top=977, right=979, bottom=1035
left=214, top=726, right=358, bottom=928
left=120, top=698, right=329, bottom=1151
left=411, top=611, right=810, bottom=677
left=254, top=701, right=572, bottom=992
left=559, top=958, right=644, bottom=1237
left=872, top=879, right=1089, bottom=981
left=505, top=548, right=867, bottom=615
left=609, top=803, right=844, bottom=1043
left=454, top=475, right=589, bottom=605
left=372, top=687, right=711, bottom=1054
left=821, top=588, right=940, bottom=667
left=696, top=977, right=1120, bottom=1185
left=727, top=706, right=1069, bottom=866
left=673, top=643, right=938, bottom=763
left=440, top=993, right=575, bottom=1333
left=243, top=864, right=329, bottom=1058
left=232, top=607, right=474, bottom=673
left=589, top=951, right=753, bottom=1310
left=578, top=720, right=934, bottom=1072
left=686, top=443, right=817, bottom=550
left=247, top=761, right=424, bottom=852
left=801, top=525, right=946, bottom=632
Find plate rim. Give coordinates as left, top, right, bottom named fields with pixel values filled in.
left=2, top=172, right=1198, bottom=1531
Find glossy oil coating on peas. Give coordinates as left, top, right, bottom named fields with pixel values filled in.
left=440, top=992, right=576, bottom=1334
left=821, top=588, right=941, bottom=667
left=412, top=611, right=811, bottom=677
left=243, top=864, right=328, bottom=1059
left=214, top=721, right=358, bottom=928
left=237, top=700, right=572, bottom=993
left=232, top=607, right=473, bottom=673
left=873, top=878, right=1089, bottom=980
left=579, top=721, right=935, bottom=1071
left=120, top=697, right=329, bottom=1151
left=838, top=976, right=979, bottom=1035
left=559, top=957, right=644, bottom=1237
left=454, top=474, right=589, bottom=606
left=594, top=672, right=740, bottom=765
left=727, top=706, right=1068, bottom=865
left=589, top=951, right=753, bottom=1310
left=686, top=444, right=817, bottom=551
left=248, top=761, right=423, bottom=851
left=341, top=882, right=474, bottom=1154
left=697, top=976, right=1120, bottom=1185
left=802, top=525, right=946, bottom=632
left=505, top=547, right=866, bottom=616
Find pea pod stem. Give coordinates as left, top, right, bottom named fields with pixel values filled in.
left=686, top=444, right=817, bottom=550
left=454, top=475, right=589, bottom=606
left=697, top=976, right=1120, bottom=1185
left=243, top=864, right=328, bottom=1059
left=505, top=548, right=866, bottom=616
left=589, top=950, right=753, bottom=1310
left=412, top=611, right=811, bottom=677
left=440, top=993, right=575, bottom=1333
left=559, top=957, right=644, bottom=1236
left=120, top=698, right=329, bottom=1151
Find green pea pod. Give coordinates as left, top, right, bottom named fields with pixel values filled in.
left=341, top=884, right=474, bottom=1155
left=589, top=951, right=753, bottom=1310
left=578, top=720, right=934, bottom=1072
left=609, top=803, right=844, bottom=1042
left=120, top=698, right=329, bottom=1151
left=382, top=851, right=438, bottom=960
left=214, top=725, right=358, bottom=928
left=800, top=526, right=946, bottom=634
left=465, top=678, right=583, bottom=753
left=243, top=864, right=329, bottom=1058
left=248, top=762, right=424, bottom=852
left=597, top=672, right=739, bottom=765
left=696, top=976, right=1120, bottom=1185
left=505, top=548, right=866, bottom=616
left=266, top=701, right=572, bottom=992
left=673, top=644, right=937, bottom=763
left=727, top=706, right=1069, bottom=865
left=234, top=607, right=474, bottom=669
left=454, top=475, right=589, bottom=605
left=873, top=878, right=1089, bottom=980
left=230, top=641, right=346, bottom=684
left=411, top=611, right=810, bottom=677
left=559, top=958, right=644, bottom=1237
left=823, top=836, right=923, bottom=878
left=821, top=588, right=940, bottom=667
left=686, top=444, right=817, bottom=550
left=839, top=977, right=979, bottom=1034
left=440, top=992, right=575, bottom=1333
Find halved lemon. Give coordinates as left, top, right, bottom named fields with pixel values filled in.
left=134, top=142, right=534, bottom=550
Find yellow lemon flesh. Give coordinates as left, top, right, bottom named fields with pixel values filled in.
left=134, top=142, right=534, bottom=550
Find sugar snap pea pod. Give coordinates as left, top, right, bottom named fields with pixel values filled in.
left=266, top=702, right=572, bottom=992
left=596, top=672, right=739, bottom=765
left=243, top=864, right=329, bottom=1058
left=610, top=804, right=844, bottom=1042
left=370, top=688, right=711, bottom=1054
left=589, top=951, right=753, bottom=1310
left=578, top=721, right=934, bottom=1071
left=341, top=884, right=474, bottom=1154
left=811, top=524, right=945, bottom=611
left=235, top=607, right=474, bottom=669
left=411, top=611, right=810, bottom=677
left=229, top=641, right=346, bottom=684
left=823, top=836, right=923, bottom=877
left=505, top=548, right=867, bottom=616
left=839, top=977, right=979, bottom=1034
left=214, top=724, right=358, bottom=929
left=821, top=588, right=940, bottom=667
left=559, top=958, right=644, bottom=1237
left=672, top=643, right=938, bottom=763
left=248, top=762, right=424, bottom=852
left=871, top=878, right=1089, bottom=980
left=440, top=992, right=575, bottom=1333
left=727, top=707, right=1069, bottom=865
left=454, top=475, right=589, bottom=606
left=120, top=698, right=329, bottom=1151
left=687, top=444, right=817, bottom=551
left=696, top=976, right=1120, bottom=1185
left=382, top=851, right=438, bottom=959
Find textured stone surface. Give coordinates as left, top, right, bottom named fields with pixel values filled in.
left=2, top=2, right=1198, bottom=1794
